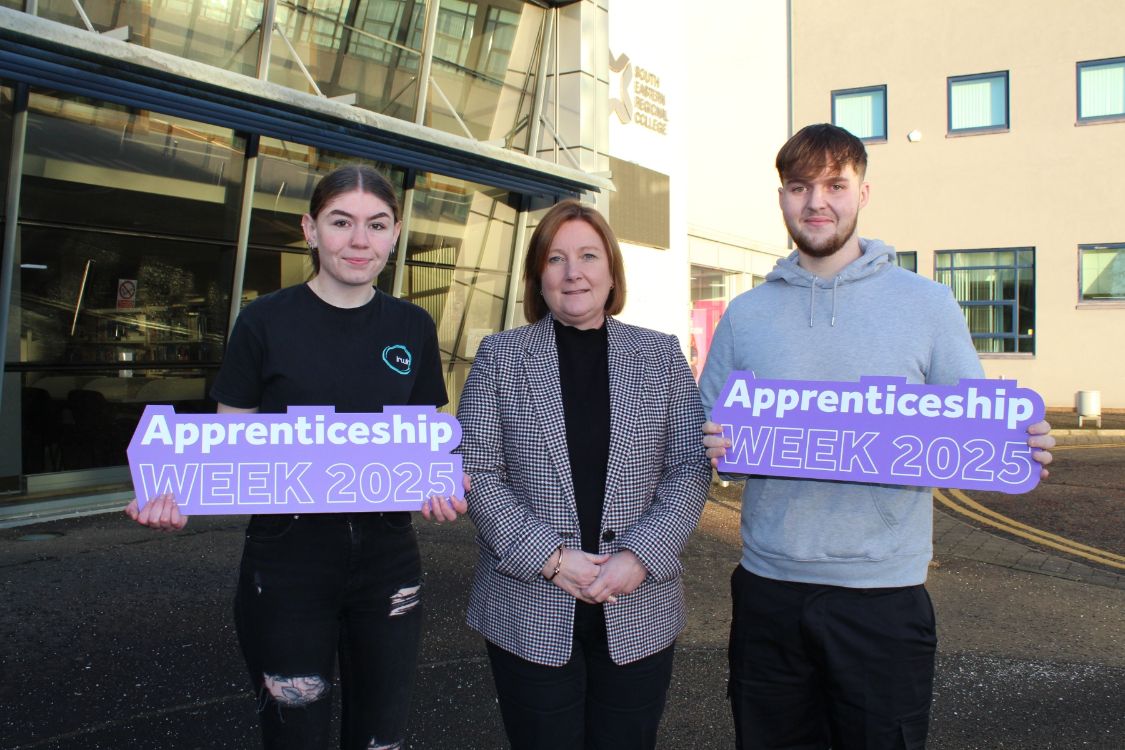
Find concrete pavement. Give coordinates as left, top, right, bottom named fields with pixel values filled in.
left=3, top=483, right=1124, bottom=749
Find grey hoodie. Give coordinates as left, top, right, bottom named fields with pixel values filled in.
left=699, top=238, right=983, bottom=588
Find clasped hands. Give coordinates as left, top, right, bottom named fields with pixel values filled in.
left=543, top=547, right=646, bottom=605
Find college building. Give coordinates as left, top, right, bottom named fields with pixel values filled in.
left=4, top=0, right=1118, bottom=519
left=0, top=0, right=789, bottom=517
left=790, top=0, right=1125, bottom=411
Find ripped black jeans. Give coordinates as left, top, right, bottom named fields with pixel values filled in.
left=234, top=512, right=423, bottom=750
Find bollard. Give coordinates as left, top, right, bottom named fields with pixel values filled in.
left=1076, top=390, right=1102, bottom=428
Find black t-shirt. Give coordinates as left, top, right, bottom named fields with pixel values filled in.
left=554, top=320, right=610, bottom=555
left=211, top=284, right=447, bottom=414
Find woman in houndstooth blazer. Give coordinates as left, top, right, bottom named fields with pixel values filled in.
left=457, top=200, right=712, bottom=750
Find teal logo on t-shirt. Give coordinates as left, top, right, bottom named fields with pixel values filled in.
left=382, top=344, right=413, bottom=375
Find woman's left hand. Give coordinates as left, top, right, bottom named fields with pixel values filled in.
left=582, top=550, right=647, bottom=604
left=420, top=474, right=471, bottom=523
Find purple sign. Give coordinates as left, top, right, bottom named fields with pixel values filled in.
left=711, top=373, right=1045, bottom=494
left=127, top=405, right=462, bottom=514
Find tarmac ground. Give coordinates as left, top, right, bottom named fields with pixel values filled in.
left=2, top=440, right=1124, bottom=748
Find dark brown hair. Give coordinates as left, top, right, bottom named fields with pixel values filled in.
left=775, top=123, right=868, bottom=183
left=307, top=164, right=400, bottom=274
left=522, top=199, right=627, bottom=324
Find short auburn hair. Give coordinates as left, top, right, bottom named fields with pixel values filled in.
left=776, top=123, right=868, bottom=183
left=522, top=199, right=627, bottom=324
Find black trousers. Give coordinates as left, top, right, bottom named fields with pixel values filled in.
left=234, top=512, right=423, bottom=750
left=486, top=604, right=676, bottom=750
left=728, top=565, right=937, bottom=750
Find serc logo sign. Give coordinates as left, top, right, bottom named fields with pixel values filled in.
left=609, top=49, right=668, bottom=135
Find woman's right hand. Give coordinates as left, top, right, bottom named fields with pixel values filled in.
left=124, top=493, right=188, bottom=531
left=543, top=547, right=610, bottom=604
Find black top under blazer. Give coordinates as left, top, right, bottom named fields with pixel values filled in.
left=458, top=314, right=712, bottom=666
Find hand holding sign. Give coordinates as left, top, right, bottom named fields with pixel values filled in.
left=419, top=474, right=471, bottom=523
left=707, top=373, right=1050, bottom=494
left=124, top=492, right=187, bottom=530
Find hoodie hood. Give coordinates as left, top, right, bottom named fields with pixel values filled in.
left=765, top=238, right=897, bottom=326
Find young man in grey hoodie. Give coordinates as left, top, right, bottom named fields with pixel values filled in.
left=699, top=123, right=1055, bottom=750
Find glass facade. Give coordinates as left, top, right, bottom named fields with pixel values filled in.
left=10, top=90, right=247, bottom=481
left=895, top=251, right=917, bottom=273
left=36, top=0, right=264, bottom=76
left=0, top=1, right=569, bottom=502
left=19, top=1, right=545, bottom=149
left=403, top=172, right=517, bottom=398
left=935, top=248, right=1035, bottom=354
left=425, top=1, right=542, bottom=149
left=270, top=0, right=425, bottom=121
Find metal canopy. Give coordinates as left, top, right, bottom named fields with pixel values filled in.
left=0, top=7, right=610, bottom=199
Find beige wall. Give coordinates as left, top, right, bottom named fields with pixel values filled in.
left=685, top=1, right=790, bottom=297
left=687, top=0, right=790, bottom=252
left=791, top=0, right=1125, bottom=408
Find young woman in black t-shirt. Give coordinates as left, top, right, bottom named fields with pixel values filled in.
left=126, top=165, right=465, bottom=748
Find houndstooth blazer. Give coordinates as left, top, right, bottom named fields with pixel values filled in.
left=458, top=314, right=711, bottom=666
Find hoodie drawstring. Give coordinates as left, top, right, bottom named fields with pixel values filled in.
left=808, top=277, right=841, bottom=327
left=831, top=276, right=839, bottom=327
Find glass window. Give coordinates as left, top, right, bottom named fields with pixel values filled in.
left=246, top=137, right=405, bottom=303
left=0, top=85, right=11, bottom=214
left=7, top=90, right=248, bottom=475
left=17, top=91, right=247, bottom=367
left=896, top=251, right=917, bottom=273
left=935, top=248, right=1034, bottom=354
left=264, top=0, right=543, bottom=148
left=32, top=0, right=263, bottom=76
left=22, top=92, right=245, bottom=240
left=17, top=226, right=232, bottom=365
left=425, top=1, right=544, bottom=149
left=832, top=85, right=886, bottom=141
left=1079, top=243, right=1125, bottom=301
left=948, top=72, right=1009, bottom=134
left=403, top=172, right=518, bottom=406
left=271, top=0, right=426, bottom=122
left=20, top=366, right=214, bottom=474
left=1078, top=57, right=1125, bottom=122
left=689, top=265, right=737, bottom=380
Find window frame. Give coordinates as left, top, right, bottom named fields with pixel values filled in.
left=895, top=251, right=917, bottom=273
left=831, top=84, right=888, bottom=143
left=1077, top=56, right=1125, bottom=124
left=1078, top=242, right=1125, bottom=303
left=934, top=247, right=1035, bottom=355
left=947, top=71, right=1009, bottom=135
